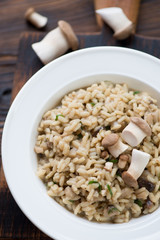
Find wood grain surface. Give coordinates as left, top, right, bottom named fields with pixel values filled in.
left=1, top=0, right=160, bottom=240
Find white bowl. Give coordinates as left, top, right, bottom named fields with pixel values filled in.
left=2, top=47, right=160, bottom=240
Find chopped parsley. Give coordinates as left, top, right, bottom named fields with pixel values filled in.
left=133, top=91, right=140, bottom=95
left=107, top=184, right=113, bottom=197
left=90, top=102, right=96, bottom=106
left=88, top=180, right=102, bottom=192
left=108, top=158, right=118, bottom=164
left=69, top=200, right=75, bottom=203
left=108, top=207, right=120, bottom=214
left=55, top=114, right=64, bottom=121
left=134, top=199, right=143, bottom=207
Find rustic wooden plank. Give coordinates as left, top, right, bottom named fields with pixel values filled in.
left=94, top=0, right=141, bottom=30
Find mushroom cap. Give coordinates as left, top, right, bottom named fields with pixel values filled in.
left=131, top=117, right=151, bottom=136
left=122, top=171, right=138, bottom=188
left=58, top=20, right=79, bottom=51
left=102, top=133, right=119, bottom=148
left=119, top=154, right=129, bottom=162
left=25, top=7, right=35, bottom=19
left=114, top=22, right=134, bottom=40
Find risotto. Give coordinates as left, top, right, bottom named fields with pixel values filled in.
left=35, top=81, right=160, bottom=223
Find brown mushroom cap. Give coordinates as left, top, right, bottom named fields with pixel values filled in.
left=25, top=7, right=35, bottom=19
left=102, top=133, right=119, bottom=148
left=122, top=171, right=138, bottom=188
left=119, top=154, right=129, bottom=162
left=58, top=20, right=78, bottom=50
left=131, top=117, right=151, bottom=136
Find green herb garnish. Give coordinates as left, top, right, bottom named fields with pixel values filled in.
left=133, top=91, right=140, bottom=95
left=55, top=114, right=64, bottom=121
left=90, top=102, right=96, bottom=106
left=134, top=199, right=143, bottom=207
left=108, top=158, right=118, bottom=164
left=88, top=180, right=102, bottom=192
left=69, top=200, right=75, bottom=203
left=77, top=133, right=83, bottom=139
left=107, top=184, right=113, bottom=197
left=108, top=207, right=119, bottom=214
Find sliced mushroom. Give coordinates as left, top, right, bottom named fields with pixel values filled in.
left=122, top=117, right=151, bottom=147
left=122, top=149, right=150, bottom=188
left=137, top=177, right=155, bottom=192
left=102, top=133, right=128, bottom=158
left=104, top=162, right=113, bottom=172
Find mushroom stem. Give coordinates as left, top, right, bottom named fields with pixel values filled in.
left=32, top=21, right=78, bottom=65
left=122, top=149, right=150, bottom=188
left=102, top=133, right=128, bottom=158
left=25, top=8, right=48, bottom=29
left=122, top=117, right=151, bottom=147
left=108, top=139, right=128, bottom=158
left=96, top=7, right=133, bottom=40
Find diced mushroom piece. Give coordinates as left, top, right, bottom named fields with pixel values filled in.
left=122, top=149, right=150, bottom=188
left=102, top=133, right=128, bottom=158
left=118, top=154, right=129, bottom=169
left=137, top=177, right=155, bottom=192
left=104, top=162, right=113, bottom=172
left=101, top=150, right=109, bottom=159
left=122, top=117, right=151, bottom=147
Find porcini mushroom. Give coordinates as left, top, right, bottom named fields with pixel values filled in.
left=96, top=7, right=133, bottom=40
left=122, top=149, right=150, bottom=188
left=122, top=117, right=151, bottom=147
left=32, top=20, right=78, bottom=64
left=102, top=133, right=128, bottom=158
left=25, top=7, right=48, bottom=29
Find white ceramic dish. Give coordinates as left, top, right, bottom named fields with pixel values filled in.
left=2, top=47, right=160, bottom=240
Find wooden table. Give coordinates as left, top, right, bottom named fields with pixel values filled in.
left=1, top=0, right=160, bottom=239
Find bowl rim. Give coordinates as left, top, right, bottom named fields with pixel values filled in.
left=2, top=46, right=160, bottom=240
